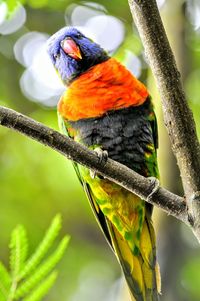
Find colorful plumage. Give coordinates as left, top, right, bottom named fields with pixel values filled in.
left=47, top=27, right=161, bottom=301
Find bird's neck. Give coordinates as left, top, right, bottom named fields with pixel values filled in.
left=58, top=58, right=149, bottom=121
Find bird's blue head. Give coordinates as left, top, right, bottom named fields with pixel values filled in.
left=47, top=27, right=109, bottom=85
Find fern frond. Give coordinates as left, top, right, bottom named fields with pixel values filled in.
left=9, top=225, right=28, bottom=277
left=0, top=262, right=11, bottom=300
left=19, top=215, right=62, bottom=280
left=22, top=272, right=57, bottom=301
left=15, top=236, right=70, bottom=299
left=19, top=226, right=28, bottom=266
left=0, top=214, right=68, bottom=301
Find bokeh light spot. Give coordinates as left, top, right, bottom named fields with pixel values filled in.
left=85, top=15, right=125, bottom=52
left=0, top=2, right=7, bottom=25
left=65, top=3, right=106, bottom=26
left=14, top=32, right=49, bottom=67
left=186, top=0, right=200, bottom=31
left=15, top=31, right=64, bottom=106
left=0, top=4, right=26, bottom=35
left=123, top=50, right=142, bottom=78
left=156, top=0, right=166, bottom=9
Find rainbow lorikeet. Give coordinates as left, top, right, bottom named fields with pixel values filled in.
left=47, top=27, right=161, bottom=301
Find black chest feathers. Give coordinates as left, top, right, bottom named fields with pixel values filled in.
left=68, top=99, right=157, bottom=176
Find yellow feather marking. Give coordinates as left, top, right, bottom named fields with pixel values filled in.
left=109, top=224, right=146, bottom=301
left=80, top=167, right=145, bottom=249
left=140, top=220, right=154, bottom=268
left=142, top=262, right=154, bottom=290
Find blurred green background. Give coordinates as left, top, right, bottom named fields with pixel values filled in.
left=0, top=0, right=200, bottom=300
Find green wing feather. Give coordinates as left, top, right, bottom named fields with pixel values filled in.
left=58, top=112, right=113, bottom=248
left=58, top=112, right=83, bottom=184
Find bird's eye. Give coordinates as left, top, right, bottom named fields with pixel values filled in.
left=54, top=53, right=60, bottom=60
left=76, top=33, right=82, bottom=39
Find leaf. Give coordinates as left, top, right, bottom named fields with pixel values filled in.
left=18, top=226, right=28, bottom=269
left=10, top=225, right=28, bottom=277
left=0, top=262, right=11, bottom=301
left=15, top=236, right=70, bottom=299
left=23, top=272, right=57, bottom=301
left=19, top=215, right=62, bottom=279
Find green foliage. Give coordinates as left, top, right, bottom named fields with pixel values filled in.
left=27, top=0, right=48, bottom=9
left=0, top=262, right=11, bottom=301
left=0, top=215, right=70, bottom=301
left=23, top=272, right=57, bottom=301
left=181, top=256, right=200, bottom=300
left=19, top=214, right=63, bottom=279
left=9, top=225, right=28, bottom=278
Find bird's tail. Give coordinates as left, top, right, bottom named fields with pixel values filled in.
left=107, top=214, right=161, bottom=301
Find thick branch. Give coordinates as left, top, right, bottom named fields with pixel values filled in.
left=128, top=0, right=200, bottom=231
left=0, top=105, right=187, bottom=224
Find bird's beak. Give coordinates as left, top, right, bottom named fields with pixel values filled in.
left=61, top=38, right=82, bottom=60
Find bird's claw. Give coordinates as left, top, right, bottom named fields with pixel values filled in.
left=95, top=147, right=108, bottom=165
left=90, top=147, right=108, bottom=179
left=147, top=177, right=160, bottom=202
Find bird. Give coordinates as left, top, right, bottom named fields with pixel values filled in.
left=47, top=27, right=161, bottom=301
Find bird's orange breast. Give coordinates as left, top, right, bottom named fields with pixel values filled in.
left=58, top=58, right=149, bottom=121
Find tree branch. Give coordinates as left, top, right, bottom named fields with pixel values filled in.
left=0, top=105, right=187, bottom=224
left=128, top=0, right=200, bottom=236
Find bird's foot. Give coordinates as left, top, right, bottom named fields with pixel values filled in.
left=90, top=147, right=108, bottom=179
left=147, top=177, right=160, bottom=202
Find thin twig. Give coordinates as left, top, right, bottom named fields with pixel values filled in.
left=0, top=105, right=187, bottom=224
left=128, top=0, right=200, bottom=238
